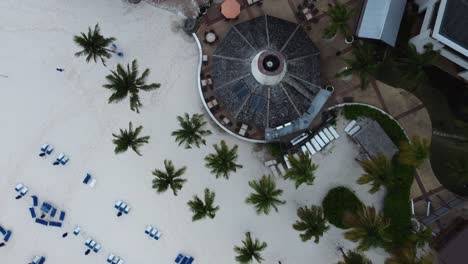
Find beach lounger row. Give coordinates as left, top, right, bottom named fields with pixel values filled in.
left=32, top=255, right=46, bottom=264
left=85, top=238, right=101, bottom=253
left=175, top=253, right=194, bottom=264
left=344, top=120, right=361, bottom=136
left=0, top=226, right=12, bottom=242
left=114, top=200, right=131, bottom=215
left=298, top=126, right=340, bottom=156
left=53, top=153, right=69, bottom=166
left=39, top=144, right=54, bottom=157
left=144, top=225, right=162, bottom=240
left=83, top=173, right=97, bottom=188
left=107, top=254, right=124, bottom=264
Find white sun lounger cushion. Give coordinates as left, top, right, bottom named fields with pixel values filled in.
left=89, top=178, right=97, bottom=188
left=344, top=120, right=356, bottom=133
left=314, top=135, right=325, bottom=148
left=107, top=254, right=115, bottom=262
left=348, top=125, right=361, bottom=136
left=305, top=142, right=316, bottom=155
left=269, top=166, right=279, bottom=177
left=15, top=183, right=24, bottom=192
left=283, top=155, right=292, bottom=169
left=311, top=138, right=321, bottom=151
left=301, top=145, right=310, bottom=156
left=40, top=144, right=48, bottom=152
left=145, top=225, right=153, bottom=234
left=277, top=163, right=286, bottom=175
left=328, top=126, right=340, bottom=139
left=20, top=187, right=29, bottom=195
left=323, top=128, right=335, bottom=140
left=318, top=131, right=330, bottom=144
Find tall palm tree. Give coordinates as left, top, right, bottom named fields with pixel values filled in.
left=284, top=153, right=319, bottom=189
left=323, top=3, right=356, bottom=39
left=112, top=122, right=149, bottom=156
left=397, top=44, right=436, bottom=91
left=246, top=175, right=285, bottom=215
left=187, top=188, right=220, bottom=221
left=385, top=244, right=433, bottom=264
left=343, top=206, right=392, bottom=251
left=337, top=249, right=372, bottom=264
left=172, top=113, right=212, bottom=149
left=399, top=136, right=430, bottom=168
left=234, top=232, right=267, bottom=264
left=103, top=59, right=160, bottom=113
left=152, top=160, right=187, bottom=196
left=74, top=24, right=116, bottom=66
left=337, top=42, right=378, bottom=90
left=293, top=205, right=329, bottom=243
left=357, top=154, right=393, bottom=193
left=205, top=140, right=243, bottom=179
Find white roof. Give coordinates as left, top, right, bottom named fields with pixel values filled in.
left=356, top=0, right=407, bottom=46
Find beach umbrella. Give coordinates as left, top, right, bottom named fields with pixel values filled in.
left=221, top=0, right=241, bottom=19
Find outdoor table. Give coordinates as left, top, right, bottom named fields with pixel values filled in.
left=207, top=78, right=213, bottom=85
left=205, top=32, right=217, bottom=43
left=212, top=99, right=218, bottom=106
left=222, top=117, right=230, bottom=125
left=201, top=79, right=207, bottom=86
left=207, top=101, right=214, bottom=109
left=239, top=128, right=247, bottom=136
left=240, top=124, right=248, bottom=130
left=302, top=8, right=310, bottom=15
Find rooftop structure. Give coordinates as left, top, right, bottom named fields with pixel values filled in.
left=210, top=15, right=331, bottom=142
left=411, top=0, right=468, bottom=81
left=356, top=0, right=407, bottom=47
left=352, top=119, right=399, bottom=159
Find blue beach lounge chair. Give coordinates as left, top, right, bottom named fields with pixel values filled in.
left=175, top=254, right=184, bottom=263
left=114, top=200, right=122, bottom=209
left=15, top=183, right=23, bottom=192
left=145, top=225, right=153, bottom=234
left=46, top=146, right=54, bottom=155
left=50, top=208, right=57, bottom=218
left=31, top=195, right=39, bottom=206
left=29, top=207, right=37, bottom=218
left=20, top=186, right=29, bottom=196
left=4, top=230, right=12, bottom=241
left=73, top=226, right=81, bottom=235
left=154, top=230, right=161, bottom=240
left=180, top=256, right=190, bottom=264
left=40, top=202, right=52, bottom=214
left=49, top=221, right=62, bottom=227
left=83, top=174, right=91, bottom=184
left=93, top=243, right=101, bottom=252
left=35, top=218, right=48, bottom=226
left=187, top=257, right=194, bottom=264
left=53, top=153, right=65, bottom=165
left=60, top=156, right=69, bottom=165
left=0, top=226, right=5, bottom=235
left=59, top=211, right=65, bottom=221
left=107, top=254, right=115, bottom=263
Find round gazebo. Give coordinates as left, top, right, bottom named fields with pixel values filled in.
left=208, top=15, right=331, bottom=142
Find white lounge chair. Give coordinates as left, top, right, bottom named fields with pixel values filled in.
left=89, top=178, right=97, bottom=188
left=290, top=132, right=308, bottom=146
left=323, top=128, right=335, bottom=140
left=269, top=165, right=280, bottom=178
left=20, top=186, right=29, bottom=195
left=305, top=142, right=316, bottom=155
left=15, top=183, right=24, bottom=192
left=318, top=131, right=330, bottom=144
left=328, top=126, right=340, bottom=139
left=283, top=155, right=292, bottom=169
left=145, top=225, right=153, bottom=234
left=94, top=243, right=101, bottom=252
left=314, top=135, right=325, bottom=148
left=40, top=144, right=48, bottom=152
left=150, top=229, right=157, bottom=237
left=348, top=125, right=361, bottom=136
left=124, top=206, right=131, bottom=214
left=263, top=160, right=277, bottom=167
left=344, top=120, right=356, bottom=133
left=311, top=138, right=321, bottom=151
left=301, top=145, right=310, bottom=156
left=115, top=200, right=123, bottom=209
left=73, top=226, right=81, bottom=235
left=107, top=254, right=115, bottom=263
left=277, top=163, right=286, bottom=175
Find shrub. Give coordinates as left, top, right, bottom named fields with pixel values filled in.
left=343, top=105, right=407, bottom=145
left=267, top=143, right=283, bottom=158
left=383, top=190, right=412, bottom=246
left=322, top=186, right=363, bottom=228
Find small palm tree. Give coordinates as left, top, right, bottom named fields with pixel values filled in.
left=172, top=113, right=212, bottom=149
left=284, top=153, right=319, bottom=189
left=343, top=206, right=392, bottom=251
left=357, top=154, right=393, bottom=193
left=337, top=249, right=372, bottom=264
left=234, top=232, right=267, bottom=264
left=397, top=44, right=436, bottom=91
left=103, top=59, right=160, bottom=113
left=74, top=24, right=116, bottom=66
left=385, top=244, right=433, bottom=264
left=409, top=227, right=432, bottom=248
left=293, top=205, right=329, bottom=243
left=337, top=42, right=378, bottom=89
left=152, top=160, right=187, bottom=196
left=112, top=122, right=149, bottom=156
left=205, top=140, right=243, bottom=179
left=323, top=3, right=356, bottom=39
left=399, top=136, right=430, bottom=168
left=187, top=188, right=220, bottom=221
left=246, top=175, right=285, bottom=215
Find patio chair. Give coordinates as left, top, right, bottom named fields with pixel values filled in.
left=328, top=126, right=340, bottom=139
left=186, top=257, right=194, bottom=264
left=283, top=154, right=292, bottom=169
left=49, top=221, right=62, bottom=227
left=35, top=218, right=48, bottom=226
left=15, top=183, right=24, bottom=192
left=124, top=206, right=131, bottom=214
left=344, top=120, right=356, bottom=133
left=73, top=226, right=81, bottom=235
left=59, top=211, right=66, bottom=221
left=181, top=256, right=190, bottom=264
left=29, top=207, right=37, bottom=218
left=301, top=145, right=310, bottom=156
left=154, top=230, right=161, bottom=240
left=93, top=243, right=101, bottom=252
left=4, top=230, right=11, bottom=242
left=40, top=144, right=49, bottom=152
left=277, top=163, right=287, bottom=175
left=31, top=195, right=39, bottom=207
left=150, top=228, right=157, bottom=238
left=83, top=174, right=91, bottom=184
left=175, top=254, right=184, bottom=263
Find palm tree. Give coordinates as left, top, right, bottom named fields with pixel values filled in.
left=246, top=175, right=285, bottom=215
left=337, top=249, right=372, bottom=264
left=234, top=232, right=267, bottom=264
left=357, top=154, right=393, bottom=193
left=292, top=205, right=329, bottom=243
left=73, top=24, right=116, bottom=66
left=409, top=227, right=432, bottom=248
left=103, top=59, right=160, bottom=113
left=172, top=113, right=212, bottom=149
left=112, top=122, right=149, bottom=156
left=343, top=206, right=392, bottom=251
left=284, top=153, right=319, bottom=189
left=205, top=140, right=243, bottom=179
left=187, top=188, right=220, bottom=221
left=399, top=136, right=430, bottom=168
left=337, top=42, right=378, bottom=90
left=385, top=244, right=433, bottom=264
left=151, top=160, right=187, bottom=196
left=397, top=44, right=436, bottom=91
left=323, top=3, right=356, bottom=39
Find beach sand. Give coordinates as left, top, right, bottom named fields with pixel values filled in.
left=0, top=0, right=388, bottom=263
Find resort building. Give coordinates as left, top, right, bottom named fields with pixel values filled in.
left=410, top=0, right=468, bottom=81
left=199, top=15, right=332, bottom=143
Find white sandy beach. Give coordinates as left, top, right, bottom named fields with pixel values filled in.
left=0, top=0, right=388, bottom=263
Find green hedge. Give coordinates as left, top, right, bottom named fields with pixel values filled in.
left=343, top=105, right=407, bottom=145
left=322, top=187, right=364, bottom=229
